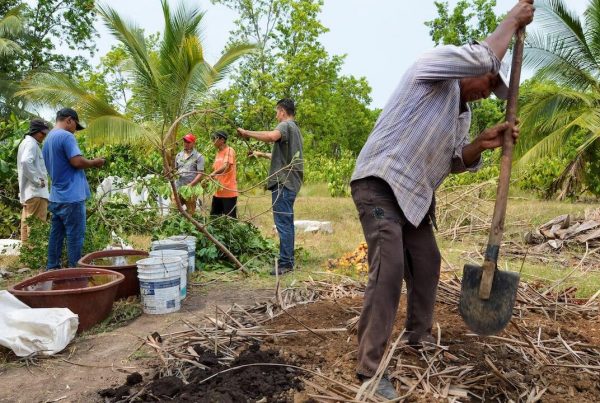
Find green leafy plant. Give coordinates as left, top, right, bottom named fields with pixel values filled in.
left=511, top=1, right=600, bottom=198
left=19, top=217, right=51, bottom=269
left=516, top=156, right=565, bottom=196
left=154, top=214, right=277, bottom=271
left=442, top=150, right=500, bottom=189
left=425, top=0, right=502, bottom=47
left=19, top=198, right=159, bottom=269
left=305, top=149, right=355, bottom=197
left=0, top=202, right=20, bottom=238
left=178, top=181, right=219, bottom=200
left=0, top=115, right=27, bottom=237
left=210, top=0, right=378, bottom=156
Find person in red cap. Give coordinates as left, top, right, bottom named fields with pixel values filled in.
left=174, top=133, right=205, bottom=214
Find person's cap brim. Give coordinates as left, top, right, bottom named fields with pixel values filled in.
left=470, top=40, right=510, bottom=100
left=75, top=122, right=85, bottom=131
left=493, top=74, right=509, bottom=100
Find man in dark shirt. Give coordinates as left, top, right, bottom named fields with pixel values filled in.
left=237, top=98, right=304, bottom=275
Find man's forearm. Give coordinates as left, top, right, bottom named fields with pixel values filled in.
left=462, top=141, right=485, bottom=168
left=245, top=130, right=275, bottom=142
left=483, top=16, right=519, bottom=61
left=70, top=156, right=100, bottom=169
left=211, top=164, right=228, bottom=176
left=189, top=172, right=204, bottom=186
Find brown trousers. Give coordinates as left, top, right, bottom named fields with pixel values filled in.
left=20, top=197, right=48, bottom=242
left=351, top=177, right=441, bottom=377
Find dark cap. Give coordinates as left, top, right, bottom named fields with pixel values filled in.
left=212, top=130, right=228, bottom=140
left=26, top=119, right=50, bottom=137
left=56, top=108, right=85, bottom=131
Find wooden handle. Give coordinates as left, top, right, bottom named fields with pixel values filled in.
left=479, top=27, right=526, bottom=299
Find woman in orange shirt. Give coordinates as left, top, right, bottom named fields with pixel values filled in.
left=209, top=131, right=238, bottom=218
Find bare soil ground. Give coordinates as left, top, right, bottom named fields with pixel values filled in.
left=260, top=295, right=600, bottom=402
left=0, top=284, right=272, bottom=403
left=91, top=287, right=600, bottom=402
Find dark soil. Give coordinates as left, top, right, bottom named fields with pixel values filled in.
left=126, top=372, right=143, bottom=386
left=99, top=344, right=304, bottom=402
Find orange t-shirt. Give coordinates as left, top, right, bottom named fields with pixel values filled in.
left=213, top=146, right=238, bottom=198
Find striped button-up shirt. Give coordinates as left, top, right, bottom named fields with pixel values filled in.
left=352, top=42, right=501, bottom=226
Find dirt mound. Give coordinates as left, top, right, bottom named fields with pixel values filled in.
left=99, top=344, right=304, bottom=402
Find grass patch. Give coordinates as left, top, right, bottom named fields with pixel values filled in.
left=238, top=183, right=600, bottom=297
left=81, top=296, right=143, bottom=336
left=0, top=256, right=38, bottom=291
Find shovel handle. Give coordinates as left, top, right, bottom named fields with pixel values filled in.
left=479, top=27, right=526, bottom=300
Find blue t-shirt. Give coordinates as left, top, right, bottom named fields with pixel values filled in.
left=42, top=128, right=91, bottom=203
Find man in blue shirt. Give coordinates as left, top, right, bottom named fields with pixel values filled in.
left=43, top=108, right=105, bottom=269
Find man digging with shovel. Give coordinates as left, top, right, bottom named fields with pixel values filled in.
left=350, top=1, right=534, bottom=398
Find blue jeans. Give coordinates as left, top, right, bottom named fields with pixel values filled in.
left=271, top=187, right=297, bottom=268
left=47, top=201, right=86, bottom=270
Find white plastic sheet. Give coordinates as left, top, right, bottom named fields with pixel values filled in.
left=0, top=290, right=78, bottom=357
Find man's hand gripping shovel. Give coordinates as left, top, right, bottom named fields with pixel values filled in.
left=458, top=23, right=526, bottom=336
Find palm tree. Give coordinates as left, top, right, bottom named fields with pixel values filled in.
left=0, top=4, right=24, bottom=57
left=518, top=0, right=600, bottom=198
left=19, top=0, right=255, bottom=270
left=19, top=0, right=254, bottom=151
left=0, top=4, right=26, bottom=117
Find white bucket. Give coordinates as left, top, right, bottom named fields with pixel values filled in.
left=151, top=239, right=194, bottom=273
left=149, top=250, right=188, bottom=300
left=168, top=235, right=197, bottom=272
left=136, top=257, right=181, bottom=314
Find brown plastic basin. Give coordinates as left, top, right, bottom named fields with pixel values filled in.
left=78, top=249, right=148, bottom=299
left=9, top=268, right=125, bottom=333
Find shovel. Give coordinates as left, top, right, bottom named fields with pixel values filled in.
left=458, top=26, right=526, bottom=336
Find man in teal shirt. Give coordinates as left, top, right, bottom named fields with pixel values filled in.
left=43, top=108, right=105, bottom=269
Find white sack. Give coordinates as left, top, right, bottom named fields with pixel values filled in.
left=0, top=290, right=78, bottom=357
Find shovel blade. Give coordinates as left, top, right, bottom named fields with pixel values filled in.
left=458, top=264, right=520, bottom=336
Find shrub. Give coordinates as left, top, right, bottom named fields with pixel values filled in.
left=19, top=199, right=159, bottom=269
left=305, top=149, right=356, bottom=197
left=0, top=116, right=27, bottom=237
left=20, top=215, right=111, bottom=270
left=516, top=156, right=566, bottom=196
left=0, top=202, right=20, bottom=238
left=442, top=149, right=500, bottom=189
left=153, top=214, right=277, bottom=271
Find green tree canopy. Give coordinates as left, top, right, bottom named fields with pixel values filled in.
left=18, top=0, right=255, bottom=152
left=211, top=0, right=378, bottom=155
left=0, top=0, right=97, bottom=118
left=425, top=0, right=505, bottom=140
left=424, top=0, right=501, bottom=46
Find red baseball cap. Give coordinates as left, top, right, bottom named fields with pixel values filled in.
left=183, top=133, right=196, bottom=143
